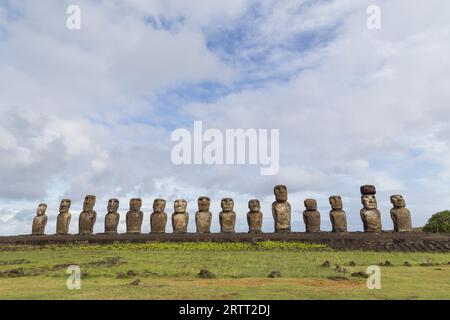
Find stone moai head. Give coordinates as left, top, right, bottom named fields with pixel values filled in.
left=153, top=198, right=166, bottom=213
left=221, top=198, right=234, bottom=212
left=274, top=185, right=288, bottom=201
left=83, top=195, right=96, bottom=211
left=390, top=195, right=406, bottom=208
left=174, top=199, right=187, bottom=213
left=361, top=185, right=377, bottom=210
left=59, top=199, right=71, bottom=213
left=197, top=197, right=210, bottom=211
left=36, top=203, right=47, bottom=216
left=329, top=196, right=343, bottom=210
left=361, top=195, right=377, bottom=210
left=248, top=199, right=260, bottom=212
left=130, top=198, right=142, bottom=211
left=304, top=199, right=317, bottom=210
left=107, top=198, right=119, bottom=213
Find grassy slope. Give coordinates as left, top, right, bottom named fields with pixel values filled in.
left=0, top=242, right=449, bottom=300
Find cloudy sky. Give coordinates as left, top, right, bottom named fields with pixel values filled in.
left=1, top=0, right=450, bottom=235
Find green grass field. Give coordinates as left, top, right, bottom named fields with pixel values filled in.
left=0, top=242, right=449, bottom=300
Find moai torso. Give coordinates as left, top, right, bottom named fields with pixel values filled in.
left=390, top=195, right=412, bottom=232
left=360, top=185, right=382, bottom=232
left=105, top=198, right=120, bottom=234
left=219, top=198, right=236, bottom=233
left=105, top=213, right=120, bottom=234
left=151, top=199, right=167, bottom=233
left=172, top=199, right=189, bottom=233
left=195, top=196, right=212, bottom=233
left=79, top=195, right=97, bottom=235
left=32, top=203, right=48, bottom=235
left=56, top=199, right=72, bottom=235
left=126, top=198, right=143, bottom=234
left=247, top=199, right=263, bottom=233
left=272, top=185, right=291, bottom=232
left=329, top=196, right=347, bottom=232
left=303, top=199, right=321, bottom=232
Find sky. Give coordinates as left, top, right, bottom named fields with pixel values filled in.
left=1, top=0, right=450, bottom=235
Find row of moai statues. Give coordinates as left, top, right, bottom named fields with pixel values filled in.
left=31, top=185, right=412, bottom=235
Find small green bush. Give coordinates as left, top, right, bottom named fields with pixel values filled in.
left=423, top=210, right=450, bottom=233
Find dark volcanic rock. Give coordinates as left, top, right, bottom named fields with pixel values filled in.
left=268, top=271, right=281, bottom=278
left=128, top=279, right=141, bottom=286
left=351, top=271, right=370, bottom=278
left=360, top=185, right=376, bottom=195
left=321, top=260, right=331, bottom=268
left=197, top=269, right=216, bottom=279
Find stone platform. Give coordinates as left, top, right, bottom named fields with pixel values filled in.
left=1, top=232, right=449, bottom=252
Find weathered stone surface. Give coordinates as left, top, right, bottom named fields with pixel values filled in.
left=219, top=198, right=236, bottom=233
left=321, top=260, right=331, bottom=268
left=197, top=269, right=216, bottom=278
left=360, top=185, right=376, bottom=195
left=126, top=198, right=143, bottom=234
left=329, top=195, right=347, bottom=233
left=360, top=187, right=382, bottom=232
left=32, top=203, right=48, bottom=235
left=303, top=199, right=321, bottom=232
left=105, top=198, right=120, bottom=234
left=79, top=195, right=97, bottom=235
left=272, top=185, right=291, bottom=232
left=268, top=271, right=281, bottom=278
left=56, top=199, right=71, bottom=235
left=390, top=195, right=412, bottom=232
left=247, top=199, right=263, bottom=234
left=172, top=199, right=188, bottom=233
left=150, top=199, right=167, bottom=233
left=195, top=197, right=212, bottom=233
left=2, top=232, right=450, bottom=252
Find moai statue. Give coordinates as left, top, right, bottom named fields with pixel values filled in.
left=219, top=198, right=236, bottom=233
left=329, top=195, right=347, bottom=233
left=195, top=197, right=212, bottom=233
left=56, top=199, right=72, bottom=235
left=105, top=198, right=120, bottom=234
left=32, top=203, right=48, bottom=235
left=126, top=198, right=143, bottom=234
left=247, top=199, right=263, bottom=234
left=303, top=199, right=321, bottom=232
left=272, top=185, right=291, bottom=232
left=150, top=198, right=167, bottom=233
left=390, top=195, right=412, bottom=232
left=79, top=195, right=97, bottom=235
left=360, top=185, right=382, bottom=232
left=172, top=199, right=189, bottom=233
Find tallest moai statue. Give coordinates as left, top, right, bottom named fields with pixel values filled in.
left=360, top=185, right=382, bottom=232
left=272, top=185, right=291, bottom=232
